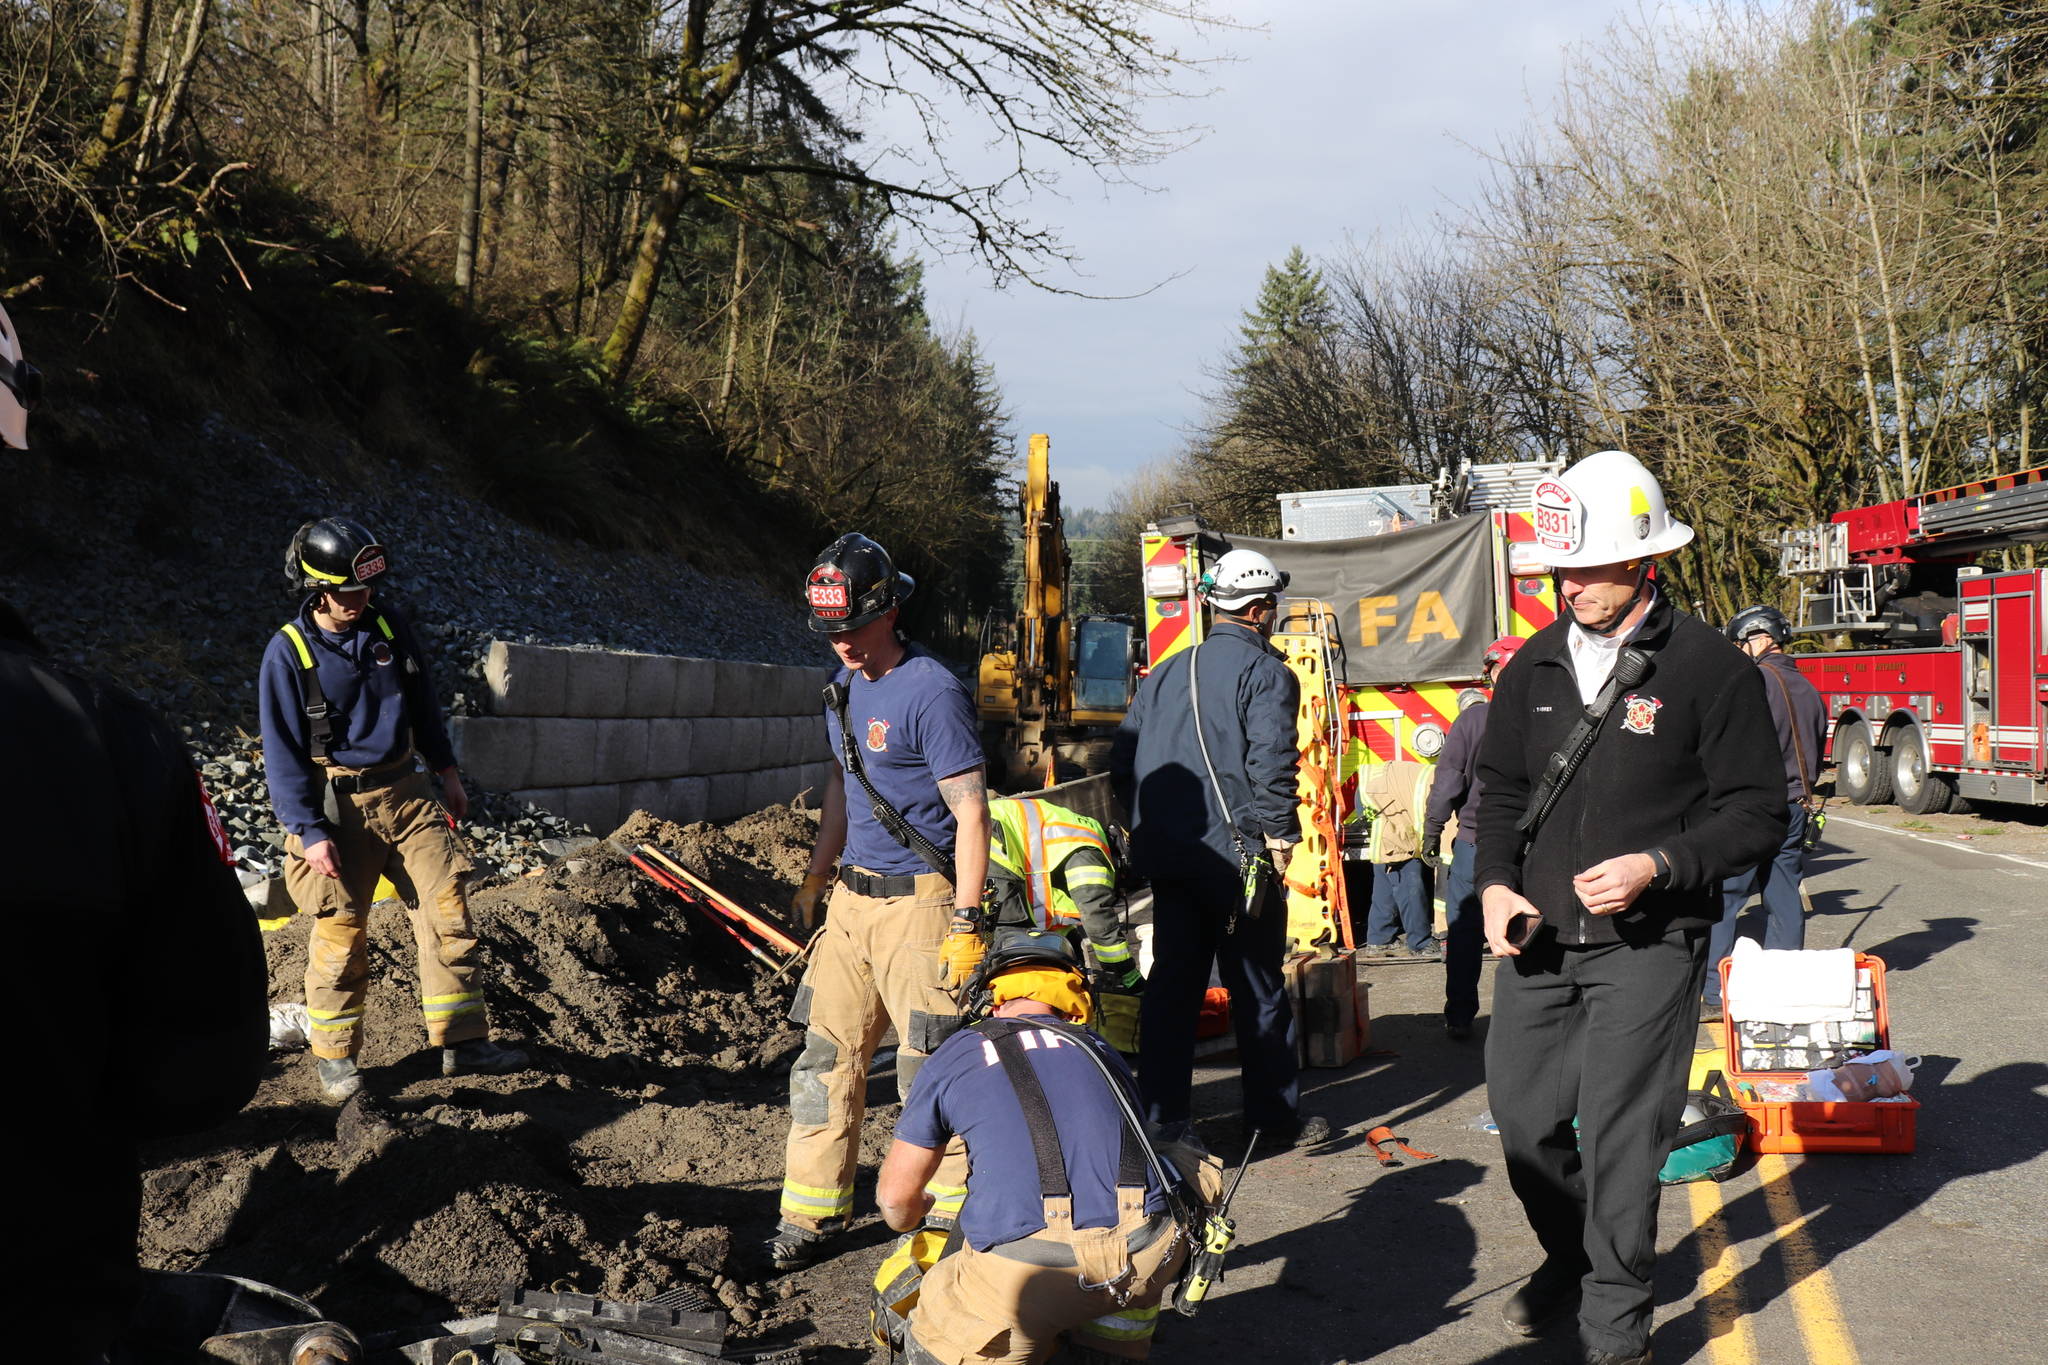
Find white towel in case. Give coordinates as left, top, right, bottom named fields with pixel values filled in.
left=1725, top=940, right=1858, bottom=1025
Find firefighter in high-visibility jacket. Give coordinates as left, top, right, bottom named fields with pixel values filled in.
left=986, top=796, right=1141, bottom=1052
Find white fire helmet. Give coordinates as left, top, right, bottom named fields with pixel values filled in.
left=1201, top=547, right=1290, bottom=610
left=1529, top=450, right=1693, bottom=568
left=0, top=302, right=34, bottom=452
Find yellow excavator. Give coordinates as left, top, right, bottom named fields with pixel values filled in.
left=977, top=434, right=1137, bottom=789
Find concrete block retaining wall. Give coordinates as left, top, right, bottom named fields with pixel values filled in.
left=455, top=642, right=840, bottom=830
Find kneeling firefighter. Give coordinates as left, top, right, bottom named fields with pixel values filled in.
left=873, top=930, right=1225, bottom=1364
left=986, top=796, right=1143, bottom=1054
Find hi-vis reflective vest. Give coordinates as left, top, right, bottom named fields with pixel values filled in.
left=989, top=797, right=1118, bottom=939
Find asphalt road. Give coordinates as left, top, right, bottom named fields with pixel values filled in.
left=1166, top=816, right=2048, bottom=1364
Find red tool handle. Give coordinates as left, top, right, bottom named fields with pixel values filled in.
left=628, top=854, right=780, bottom=970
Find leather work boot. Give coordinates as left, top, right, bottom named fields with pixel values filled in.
left=764, top=1221, right=840, bottom=1272
left=314, top=1056, right=362, bottom=1102
left=1501, top=1274, right=1580, bottom=1336
left=443, top=1038, right=530, bottom=1077
left=1256, top=1113, right=1334, bottom=1152
left=1586, top=1349, right=1651, bottom=1365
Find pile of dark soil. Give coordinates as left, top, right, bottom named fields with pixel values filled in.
left=135, top=804, right=897, bottom=1355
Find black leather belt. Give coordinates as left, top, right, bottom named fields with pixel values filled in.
left=839, top=866, right=947, bottom=898
left=329, top=764, right=414, bottom=796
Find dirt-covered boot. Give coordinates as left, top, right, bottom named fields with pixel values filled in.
left=313, top=1055, right=362, bottom=1102
left=442, top=1038, right=530, bottom=1077
left=763, top=1221, right=840, bottom=1272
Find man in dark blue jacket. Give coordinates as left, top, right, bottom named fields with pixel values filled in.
left=1422, top=634, right=1525, bottom=1040
left=259, top=517, right=526, bottom=1100
left=5, top=302, right=266, bottom=1358
left=1111, top=548, right=1328, bottom=1151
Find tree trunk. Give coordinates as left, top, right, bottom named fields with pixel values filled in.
left=601, top=161, right=691, bottom=384
left=136, top=0, right=212, bottom=174
left=453, top=9, right=485, bottom=297
left=79, top=0, right=154, bottom=175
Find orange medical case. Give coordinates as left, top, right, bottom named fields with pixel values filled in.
left=1720, top=951, right=1916, bottom=1154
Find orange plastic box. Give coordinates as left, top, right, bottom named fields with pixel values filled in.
left=1720, top=951, right=1917, bottom=1154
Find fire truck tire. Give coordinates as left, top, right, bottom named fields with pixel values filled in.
left=1836, top=721, right=1893, bottom=806
left=1891, top=725, right=1956, bottom=814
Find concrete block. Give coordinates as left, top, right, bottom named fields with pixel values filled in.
left=807, top=760, right=842, bottom=799
left=591, top=717, right=653, bottom=785
left=562, top=783, right=624, bottom=835
left=727, top=716, right=767, bottom=770
left=484, top=641, right=569, bottom=717
left=793, top=715, right=832, bottom=763
left=648, top=719, right=694, bottom=777
left=622, top=779, right=670, bottom=822
left=672, top=658, right=718, bottom=717
left=684, top=717, right=739, bottom=775
left=706, top=771, right=752, bottom=822
left=662, top=776, right=710, bottom=826
left=774, top=715, right=810, bottom=767
left=450, top=715, right=534, bottom=792
left=745, top=765, right=798, bottom=812
left=626, top=653, right=679, bottom=718
left=770, top=664, right=817, bottom=716
left=563, top=649, right=631, bottom=718
left=526, top=717, right=598, bottom=788
left=507, top=787, right=568, bottom=821
left=713, top=660, right=778, bottom=717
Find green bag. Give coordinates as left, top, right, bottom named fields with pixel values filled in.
left=1658, top=1072, right=1748, bottom=1185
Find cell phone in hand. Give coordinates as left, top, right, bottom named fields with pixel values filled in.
left=1506, top=912, right=1542, bottom=949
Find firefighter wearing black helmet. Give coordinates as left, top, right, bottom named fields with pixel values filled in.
left=1701, top=603, right=1827, bottom=1020
left=258, top=517, right=527, bottom=1101
left=769, top=532, right=990, bottom=1271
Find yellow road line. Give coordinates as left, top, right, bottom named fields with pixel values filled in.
left=1689, top=1178, right=1757, bottom=1364
left=1756, top=1153, right=1862, bottom=1365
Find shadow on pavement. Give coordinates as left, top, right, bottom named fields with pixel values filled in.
left=1653, top=1060, right=2048, bottom=1358
left=1191, top=1157, right=1495, bottom=1365
left=1855, top=915, right=1980, bottom=972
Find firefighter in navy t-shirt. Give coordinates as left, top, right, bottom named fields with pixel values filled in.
left=768, top=533, right=993, bottom=1270
left=878, top=931, right=1193, bottom=1364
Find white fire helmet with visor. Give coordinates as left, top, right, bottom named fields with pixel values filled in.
left=1529, top=450, right=1693, bottom=569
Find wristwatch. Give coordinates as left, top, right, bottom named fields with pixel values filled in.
left=1645, top=848, right=1673, bottom=889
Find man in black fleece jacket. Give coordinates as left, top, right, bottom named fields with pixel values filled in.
left=1473, top=451, right=1784, bottom=1365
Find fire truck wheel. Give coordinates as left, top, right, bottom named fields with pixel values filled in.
left=1891, top=725, right=1957, bottom=815
left=1836, top=721, right=1893, bottom=806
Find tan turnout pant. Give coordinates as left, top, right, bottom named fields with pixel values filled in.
left=905, top=1189, right=1188, bottom=1364
left=780, top=870, right=968, bottom=1230
left=282, top=766, right=485, bottom=1059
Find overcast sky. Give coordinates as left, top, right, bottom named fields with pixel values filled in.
left=855, top=0, right=1681, bottom=512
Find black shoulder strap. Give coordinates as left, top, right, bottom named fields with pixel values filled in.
left=981, top=1019, right=1146, bottom=1194
left=277, top=621, right=335, bottom=762
left=825, top=677, right=954, bottom=880
left=1516, top=644, right=1655, bottom=854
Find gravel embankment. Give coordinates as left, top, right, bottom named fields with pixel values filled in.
left=4, top=409, right=831, bottom=879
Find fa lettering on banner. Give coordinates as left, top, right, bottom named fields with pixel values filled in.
left=1357, top=591, right=1463, bottom=648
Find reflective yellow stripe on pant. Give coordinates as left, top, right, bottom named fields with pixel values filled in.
left=780, top=873, right=968, bottom=1231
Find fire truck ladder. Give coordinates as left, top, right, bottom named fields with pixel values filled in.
left=1775, top=467, right=2045, bottom=631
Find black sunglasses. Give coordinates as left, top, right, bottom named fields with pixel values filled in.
left=4, top=355, right=42, bottom=410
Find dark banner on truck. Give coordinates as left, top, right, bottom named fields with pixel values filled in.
left=1238, top=514, right=1494, bottom=685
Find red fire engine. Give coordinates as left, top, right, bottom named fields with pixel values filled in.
left=1777, top=466, right=2046, bottom=811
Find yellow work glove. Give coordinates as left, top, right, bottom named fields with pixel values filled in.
left=937, top=925, right=988, bottom=993
left=1095, top=991, right=1142, bottom=1055
left=790, top=871, right=833, bottom=932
